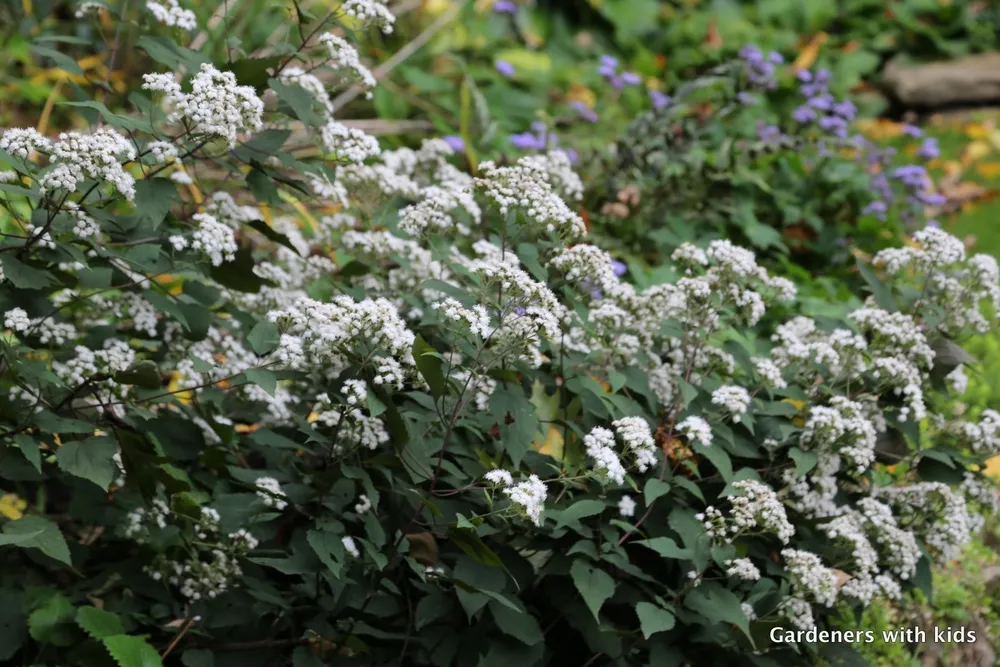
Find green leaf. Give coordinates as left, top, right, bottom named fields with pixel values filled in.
left=0, top=256, right=53, bottom=289
left=2, top=516, right=72, bottom=566
left=269, top=78, right=325, bottom=126
left=570, top=560, right=615, bottom=621
left=114, top=360, right=162, bottom=389
left=246, top=219, right=300, bottom=253
left=137, top=35, right=206, bottom=71
left=635, top=537, right=689, bottom=560
left=0, top=590, right=27, bottom=661
left=448, top=527, right=503, bottom=567
left=635, top=602, right=675, bottom=639
left=35, top=411, right=95, bottom=434
left=180, top=648, right=214, bottom=667
left=413, top=335, right=446, bottom=397
left=230, top=56, right=283, bottom=93
left=246, top=368, right=277, bottom=396
left=61, top=101, right=151, bottom=132
left=489, top=600, right=542, bottom=645
left=31, top=45, right=84, bottom=75
left=247, top=320, right=280, bottom=355
left=684, top=582, right=750, bottom=638
left=554, top=499, right=605, bottom=530
left=210, top=246, right=268, bottom=293
left=142, top=289, right=189, bottom=331
left=246, top=168, right=280, bottom=205
left=56, top=436, right=118, bottom=491
left=856, top=257, right=895, bottom=311
left=133, top=178, right=178, bottom=227
left=306, top=528, right=344, bottom=579
left=695, top=443, right=732, bottom=482
left=788, top=448, right=818, bottom=476
left=367, top=391, right=387, bottom=418
left=102, top=634, right=164, bottom=667
left=643, top=478, right=671, bottom=505
left=77, top=607, right=126, bottom=640
left=28, top=594, right=76, bottom=646
left=13, top=435, right=41, bottom=472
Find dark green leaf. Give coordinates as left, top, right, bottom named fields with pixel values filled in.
left=77, top=607, right=126, bottom=640
left=56, top=436, right=118, bottom=491
left=413, top=335, right=446, bottom=397
left=247, top=320, right=280, bottom=355
left=635, top=602, right=675, bottom=639
left=570, top=560, right=615, bottom=621
left=114, top=360, right=162, bottom=389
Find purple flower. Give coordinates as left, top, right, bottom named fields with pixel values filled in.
left=562, top=148, right=578, bottom=163
left=917, top=137, right=939, bottom=160
left=807, top=94, right=833, bottom=111
left=739, top=44, right=779, bottom=89
left=815, top=69, right=832, bottom=84
left=892, top=164, right=929, bottom=189
left=818, top=115, right=848, bottom=137
left=926, top=219, right=940, bottom=228
left=513, top=306, right=526, bottom=316
left=598, top=55, right=619, bottom=78
left=495, top=60, right=515, bottom=77
left=443, top=135, right=465, bottom=152
left=757, top=123, right=782, bottom=143
left=737, top=92, right=759, bottom=105
left=620, top=71, right=642, bottom=86
left=510, top=132, right=545, bottom=150
left=862, top=200, right=888, bottom=220
left=611, top=260, right=627, bottom=277
left=769, top=52, right=784, bottom=65
left=902, top=124, right=922, bottom=138
left=792, top=106, right=816, bottom=124
left=570, top=101, right=599, bottom=123
left=797, top=69, right=813, bottom=83
left=833, top=100, right=857, bottom=120
left=649, top=90, right=672, bottom=110
left=493, top=0, right=517, bottom=12
left=916, top=191, right=946, bottom=206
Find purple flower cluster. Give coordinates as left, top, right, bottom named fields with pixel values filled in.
left=571, top=101, right=599, bottom=123
left=791, top=69, right=855, bottom=138
left=508, top=122, right=577, bottom=162
left=597, top=55, right=641, bottom=90
left=649, top=90, right=672, bottom=110
left=861, top=137, right=943, bottom=224
left=739, top=45, right=782, bottom=90
left=493, top=0, right=517, bottom=13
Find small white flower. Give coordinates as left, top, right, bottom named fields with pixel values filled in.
left=618, top=495, right=636, bottom=518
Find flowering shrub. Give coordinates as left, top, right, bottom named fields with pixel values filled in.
left=0, top=3, right=998, bottom=667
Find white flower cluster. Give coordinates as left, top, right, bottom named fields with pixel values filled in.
left=699, top=479, right=794, bottom=544
left=800, top=397, right=878, bottom=474
left=475, top=158, right=586, bottom=239
left=876, top=482, right=974, bottom=564
left=318, top=33, right=377, bottom=96
left=174, top=212, right=238, bottom=266
left=3, top=308, right=30, bottom=332
left=0, top=127, right=51, bottom=158
left=782, top=549, right=839, bottom=607
left=341, top=0, right=396, bottom=33
left=254, top=476, right=288, bottom=510
left=40, top=127, right=137, bottom=200
left=874, top=226, right=1000, bottom=335
left=710, top=385, right=751, bottom=422
left=484, top=471, right=547, bottom=526
left=676, top=416, right=712, bottom=446
left=145, top=64, right=263, bottom=147
left=724, top=557, right=760, bottom=581
left=146, top=0, right=196, bottom=30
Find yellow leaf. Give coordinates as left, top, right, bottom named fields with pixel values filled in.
left=965, top=123, right=990, bottom=140
left=307, top=411, right=319, bottom=424
left=792, top=33, right=828, bottom=72
left=976, top=162, right=1000, bottom=178
left=166, top=371, right=192, bottom=405
left=565, top=83, right=596, bottom=108
left=985, top=454, right=1000, bottom=481
left=234, top=423, right=260, bottom=433
left=533, top=425, right=564, bottom=460
left=962, top=140, right=992, bottom=164
left=0, top=494, right=27, bottom=521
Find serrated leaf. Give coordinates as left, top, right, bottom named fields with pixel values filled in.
left=56, top=437, right=118, bottom=491
left=246, top=368, right=277, bottom=396
left=102, top=634, right=164, bottom=667
left=684, top=582, right=750, bottom=639
left=489, top=599, right=542, bottom=644
left=77, top=607, right=125, bottom=639
left=0, top=256, right=53, bottom=289
left=133, top=178, right=178, bottom=227
left=554, top=499, right=605, bottom=530
left=2, top=516, right=72, bottom=566
left=269, top=78, right=325, bottom=126
left=788, top=447, right=818, bottom=476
